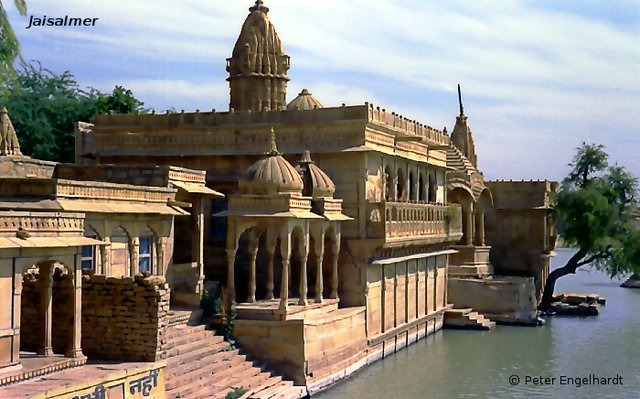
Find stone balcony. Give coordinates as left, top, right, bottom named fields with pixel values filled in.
left=365, top=201, right=462, bottom=245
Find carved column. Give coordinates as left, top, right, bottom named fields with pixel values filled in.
left=226, top=246, right=237, bottom=304
left=463, top=204, right=473, bottom=246
left=100, top=237, right=111, bottom=275
left=298, top=234, right=309, bottom=306
left=330, top=230, right=340, bottom=299
left=67, top=254, right=83, bottom=358
left=314, top=229, right=325, bottom=303
left=38, top=262, right=54, bottom=356
left=192, top=198, right=205, bottom=292
left=156, top=238, right=165, bottom=277
left=280, top=230, right=291, bottom=310
left=130, top=236, right=140, bottom=276
left=265, top=229, right=277, bottom=300
left=247, top=231, right=258, bottom=303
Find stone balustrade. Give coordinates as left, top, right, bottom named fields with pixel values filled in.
left=366, top=201, right=462, bottom=242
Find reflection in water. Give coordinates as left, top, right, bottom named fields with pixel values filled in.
left=317, top=249, right=640, bottom=398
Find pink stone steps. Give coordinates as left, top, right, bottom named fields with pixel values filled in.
left=443, top=308, right=495, bottom=330
left=164, top=318, right=305, bottom=399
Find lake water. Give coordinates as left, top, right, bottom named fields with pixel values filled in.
left=316, top=248, right=640, bottom=398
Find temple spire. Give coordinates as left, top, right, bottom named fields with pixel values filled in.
left=267, top=127, right=280, bottom=155
left=458, top=84, right=464, bottom=117
left=227, top=1, right=290, bottom=112
left=0, top=107, right=22, bottom=156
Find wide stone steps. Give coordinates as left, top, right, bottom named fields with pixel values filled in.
left=164, top=319, right=305, bottom=399
left=444, top=308, right=495, bottom=330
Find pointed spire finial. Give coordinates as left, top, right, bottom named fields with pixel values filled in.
left=299, top=150, right=314, bottom=164
left=457, top=84, right=464, bottom=116
left=267, top=127, right=279, bottom=155
left=250, top=0, right=269, bottom=13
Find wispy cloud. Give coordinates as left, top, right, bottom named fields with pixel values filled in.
left=7, top=0, right=640, bottom=181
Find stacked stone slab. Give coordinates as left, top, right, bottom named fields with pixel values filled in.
left=81, top=274, right=170, bottom=361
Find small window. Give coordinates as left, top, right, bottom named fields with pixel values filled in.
left=139, top=237, right=152, bottom=273
left=81, top=245, right=94, bottom=270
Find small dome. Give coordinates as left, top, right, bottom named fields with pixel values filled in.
left=239, top=128, right=303, bottom=195
left=296, top=151, right=335, bottom=198
left=287, top=89, right=324, bottom=111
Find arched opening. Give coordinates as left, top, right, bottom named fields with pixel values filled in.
left=233, top=228, right=256, bottom=303
left=322, top=229, right=337, bottom=299
left=396, top=168, right=405, bottom=201
left=409, top=171, right=415, bottom=202
left=428, top=174, right=436, bottom=203
left=109, top=227, right=130, bottom=277
left=82, top=225, right=101, bottom=273
left=419, top=174, right=426, bottom=202
left=20, top=262, right=74, bottom=357
left=290, top=227, right=306, bottom=301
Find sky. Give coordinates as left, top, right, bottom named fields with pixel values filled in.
left=5, top=0, right=640, bottom=182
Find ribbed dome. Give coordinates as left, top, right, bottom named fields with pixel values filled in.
left=296, top=151, right=335, bottom=198
left=287, top=89, right=324, bottom=111
left=239, top=128, right=303, bottom=195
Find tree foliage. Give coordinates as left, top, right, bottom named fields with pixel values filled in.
left=0, top=62, right=145, bottom=162
left=0, top=0, right=27, bottom=80
left=540, top=142, right=640, bottom=310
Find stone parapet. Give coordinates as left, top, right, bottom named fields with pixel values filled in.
left=81, top=275, right=170, bottom=362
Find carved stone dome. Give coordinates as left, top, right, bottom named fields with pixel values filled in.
left=287, top=89, right=324, bottom=111
left=296, top=151, right=335, bottom=198
left=239, top=128, right=303, bottom=195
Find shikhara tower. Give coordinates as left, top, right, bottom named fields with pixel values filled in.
left=226, top=0, right=291, bottom=112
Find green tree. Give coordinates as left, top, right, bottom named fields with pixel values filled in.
left=0, top=0, right=27, bottom=78
left=539, top=143, right=640, bottom=311
left=0, top=62, right=145, bottom=162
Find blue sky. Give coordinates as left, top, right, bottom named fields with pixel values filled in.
left=5, top=0, right=640, bottom=182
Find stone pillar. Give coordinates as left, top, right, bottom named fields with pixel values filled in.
left=130, top=236, right=140, bottom=276
left=12, top=268, right=22, bottom=365
left=226, top=247, right=237, bottom=304
left=192, top=198, right=205, bottom=292
left=314, top=230, right=325, bottom=303
left=463, top=204, right=473, bottom=246
left=265, top=230, right=277, bottom=300
left=247, top=232, right=258, bottom=303
left=330, top=231, right=340, bottom=300
left=156, top=238, right=166, bottom=277
left=280, top=231, right=291, bottom=310
left=474, top=207, right=485, bottom=246
left=38, top=262, right=54, bottom=356
left=298, top=236, right=309, bottom=306
left=100, top=237, right=111, bottom=275
left=67, top=254, right=83, bottom=358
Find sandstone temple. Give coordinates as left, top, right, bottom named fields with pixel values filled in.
left=0, top=2, right=557, bottom=398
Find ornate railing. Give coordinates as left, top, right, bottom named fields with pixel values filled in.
left=366, top=201, right=462, bottom=242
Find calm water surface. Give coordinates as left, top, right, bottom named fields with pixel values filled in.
left=316, top=249, right=640, bottom=398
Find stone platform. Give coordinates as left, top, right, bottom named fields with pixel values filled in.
left=0, top=360, right=165, bottom=399
left=235, top=298, right=340, bottom=321
left=0, top=353, right=86, bottom=388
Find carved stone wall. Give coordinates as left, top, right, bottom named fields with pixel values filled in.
left=81, top=275, right=169, bottom=361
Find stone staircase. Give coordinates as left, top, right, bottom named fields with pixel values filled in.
left=165, top=313, right=306, bottom=399
left=443, top=308, right=495, bottom=330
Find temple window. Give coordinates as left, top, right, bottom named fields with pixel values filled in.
left=81, top=245, right=94, bottom=270
left=139, top=236, right=153, bottom=274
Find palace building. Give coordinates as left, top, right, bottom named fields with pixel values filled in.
left=0, top=1, right=556, bottom=398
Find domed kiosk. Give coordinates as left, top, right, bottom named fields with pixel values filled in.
left=216, top=127, right=349, bottom=309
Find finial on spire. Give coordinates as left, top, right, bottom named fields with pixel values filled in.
left=249, top=0, right=269, bottom=13
left=299, top=150, right=314, bottom=164
left=457, top=84, right=464, bottom=116
left=267, top=127, right=279, bottom=155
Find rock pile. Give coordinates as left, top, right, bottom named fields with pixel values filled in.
left=550, top=292, right=606, bottom=316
